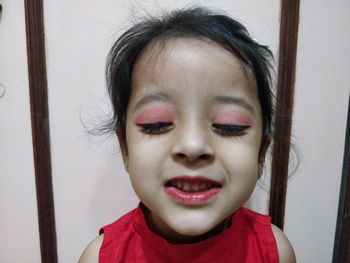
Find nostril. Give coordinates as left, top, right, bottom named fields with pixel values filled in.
left=173, top=152, right=213, bottom=163
left=198, top=154, right=212, bottom=161
left=175, top=153, right=187, bottom=160
left=171, top=134, right=215, bottom=163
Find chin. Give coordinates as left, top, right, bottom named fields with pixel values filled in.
left=173, top=224, right=211, bottom=236
left=168, top=212, right=223, bottom=236
left=160, top=215, right=231, bottom=244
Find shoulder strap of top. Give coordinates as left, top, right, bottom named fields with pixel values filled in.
left=236, top=207, right=279, bottom=263
left=99, top=209, right=137, bottom=262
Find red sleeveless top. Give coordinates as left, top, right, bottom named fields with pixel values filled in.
left=99, top=204, right=278, bottom=262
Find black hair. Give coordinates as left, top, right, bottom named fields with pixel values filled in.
left=105, top=7, right=274, bottom=149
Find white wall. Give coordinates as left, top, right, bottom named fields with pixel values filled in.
left=43, top=1, right=279, bottom=262
left=285, top=0, right=350, bottom=262
left=0, top=0, right=41, bottom=262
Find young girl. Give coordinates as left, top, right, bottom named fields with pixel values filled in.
left=79, top=7, right=296, bottom=263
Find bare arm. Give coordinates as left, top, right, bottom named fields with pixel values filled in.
left=271, top=224, right=296, bottom=263
left=78, top=234, right=104, bottom=263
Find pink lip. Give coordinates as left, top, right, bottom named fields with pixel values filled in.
left=164, top=176, right=222, bottom=205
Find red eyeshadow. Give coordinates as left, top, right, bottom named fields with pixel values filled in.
left=135, top=105, right=173, bottom=124
left=214, top=109, right=252, bottom=126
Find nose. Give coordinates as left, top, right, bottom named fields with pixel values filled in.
left=171, top=122, right=215, bottom=165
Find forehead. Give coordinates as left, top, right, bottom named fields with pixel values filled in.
left=130, top=37, right=259, bottom=109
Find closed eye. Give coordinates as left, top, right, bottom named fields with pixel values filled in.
left=137, top=122, right=173, bottom=135
left=212, top=124, right=250, bottom=137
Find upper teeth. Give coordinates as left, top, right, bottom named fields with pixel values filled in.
left=171, top=181, right=213, bottom=192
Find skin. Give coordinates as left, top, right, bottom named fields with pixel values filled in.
left=125, top=37, right=263, bottom=239
left=79, top=37, right=296, bottom=262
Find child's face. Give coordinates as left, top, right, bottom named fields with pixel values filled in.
left=123, top=38, right=263, bottom=241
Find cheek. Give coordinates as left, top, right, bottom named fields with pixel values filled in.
left=126, top=129, right=163, bottom=175
left=219, top=144, right=260, bottom=177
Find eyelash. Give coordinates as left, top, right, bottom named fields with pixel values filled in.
left=212, top=124, right=250, bottom=137
left=137, top=122, right=173, bottom=134
left=137, top=122, right=250, bottom=137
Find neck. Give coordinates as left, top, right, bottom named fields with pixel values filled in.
left=141, top=205, right=232, bottom=244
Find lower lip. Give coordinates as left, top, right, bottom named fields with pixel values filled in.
left=164, top=187, right=221, bottom=205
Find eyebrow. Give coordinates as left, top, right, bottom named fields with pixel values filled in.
left=213, top=95, right=256, bottom=115
left=132, top=93, right=256, bottom=115
left=132, top=92, right=172, bottom=112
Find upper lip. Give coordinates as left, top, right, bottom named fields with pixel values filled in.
left=164, top=175, right=222, bottom=187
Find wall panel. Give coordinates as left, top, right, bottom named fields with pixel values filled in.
left=285, top=0, right=350, bottom=262
left=0, top=0, right=41, bottom=262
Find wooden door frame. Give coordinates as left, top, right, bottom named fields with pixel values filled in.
left=269, top=0, right=300, bottom=230
left=24, top=0, right=58, bottom=262
left=333, top=96, right=350, bottom=262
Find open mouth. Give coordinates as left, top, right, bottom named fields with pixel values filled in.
left=165, top=179, right=222, bottom=192
left=165, top=176, right=222, bottom=192
left=164, top=177, right=222, bottom=205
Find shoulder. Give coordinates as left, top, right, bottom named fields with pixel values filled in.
left=271, top=224, right=296, bottom=263
left=78, top=234, right=104, bottom=263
